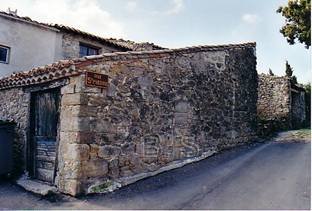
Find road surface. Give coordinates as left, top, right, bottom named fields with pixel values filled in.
left=0, top=130, right=310, bottom=210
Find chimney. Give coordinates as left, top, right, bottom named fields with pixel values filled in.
left=7, top=8, right=18, bottom=16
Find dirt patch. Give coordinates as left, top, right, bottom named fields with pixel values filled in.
left=274, top=129, right=311, bottom=143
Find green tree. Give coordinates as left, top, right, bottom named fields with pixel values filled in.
left=269, top=68, right=274, bottom=76
left=277, top=0, right=311, bottom=49
left=304, top=82, right=311, bottom=92
left=291, top=75, right=298, bottom=84
left=285, top=61, right=299, bottom=84
left=285, top=60, right=294, bottom=77
left=304, top=82, right=311, bottom=126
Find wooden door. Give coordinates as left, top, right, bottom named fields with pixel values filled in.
left=29, top=89, right=60, bottom=184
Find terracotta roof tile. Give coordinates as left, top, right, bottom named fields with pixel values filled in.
left=0, top=60, right=78, bottom=89
left=51, top=24, right=165, bottom=51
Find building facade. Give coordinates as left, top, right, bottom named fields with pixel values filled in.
left=0, top=12, right=62, bottom=76
left=0, top=11, right=163, bottom=77
left=0, top=42, right=257, bottom=196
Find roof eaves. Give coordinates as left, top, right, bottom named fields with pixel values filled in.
left=0, top=10, right=165, bottom=51
left=52, top=24, right=134, bottom=51
left=0, top=11, right=59, bottom=32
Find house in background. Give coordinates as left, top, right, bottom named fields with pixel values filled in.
left=0, top=10, right=164, bottom=77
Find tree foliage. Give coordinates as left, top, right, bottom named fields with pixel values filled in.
left=304, top=82, right=311, bottom=126
left=269, top=68, right=275, bottom=76
left=277, top=0, right=311, bottom=48
left=291, top=75, right=298, bottom=84
left=304, top=82, right=311, bottom=93
left=285, top=61, right=298, bottom=84
left=285, top=60, right=294, bottom=77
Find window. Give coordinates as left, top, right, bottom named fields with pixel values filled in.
left=0, top=45, right=10, bottom=64
left=79, top=43, right=99, bottom=57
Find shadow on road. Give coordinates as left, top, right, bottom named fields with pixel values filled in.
left=0, top=132, right=310, bottom=210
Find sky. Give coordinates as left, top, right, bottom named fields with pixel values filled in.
left=1, top=0, right=311, bottom=83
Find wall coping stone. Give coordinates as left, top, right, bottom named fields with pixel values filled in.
left=0, top=42, right=256, bottom=90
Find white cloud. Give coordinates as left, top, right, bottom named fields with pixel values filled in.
left=0, top=0, right=126, bottom=38
left=166, top=0, right=184, bottom=15
left=126, top=1, right=137, bottom=12
left=241, top=13, right=261, bottom=24
left=151, top=0, right=185, bottom=15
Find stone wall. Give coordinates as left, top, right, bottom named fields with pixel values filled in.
left=0, top=88, right=30, bottom=175
left=0, top=43, right=258, bottom=196
left=62, top=33, right=126, bottom=59
left=305, top=91, right=311, bottom=127
left=291, top=88, right=306, bottom=129
left=257, top=74, right=291, bottom=135
left=257, top=74, right=308, bottom=135
left=0, top=80, right=70, bottom=178
left=57, top=44, right=258, bottom=195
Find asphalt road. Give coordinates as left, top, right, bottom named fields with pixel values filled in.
left=0, top=133, right=310, bottom=210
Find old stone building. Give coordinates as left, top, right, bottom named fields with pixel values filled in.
left=257, top=74, right=307, bottom=135
left=0, top=42, right=257, bottom=196
left=0, top=10, right=163, bottom=77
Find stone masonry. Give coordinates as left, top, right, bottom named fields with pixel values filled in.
left=56, top=43, right=258, bottom=195
left=257, top=74, right=291, bottom=134
left=257, top=74, right=306, bottom=135
left=61, top=33, right=126, bottom=59
left=290, top=85, right=306, bottom=129
left=0, top=88, right=29, bottom=175
left=0, top=43, right=258, bottom=196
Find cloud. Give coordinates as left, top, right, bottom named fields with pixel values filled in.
left=166, top=0, right=184, bottom=15
left=150, top=0, right=185, bottom=15
left=241, top=13, right=261, bottom=24
left=126, top=1, right=137, bottom=12
left=0, top=0, right=126, bottom=38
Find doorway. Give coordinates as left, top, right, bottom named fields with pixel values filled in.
left=28, top=88, right=60, bottom=184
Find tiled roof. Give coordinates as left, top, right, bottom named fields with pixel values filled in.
left=51, top=24, right=165, bottom=51
left=0, top=11, right=164, bottom=51
left=0, top=42, right=256, bottom=90
left=0, top=11, right=58, bottom=31
left=0, top=60, right=77, bottom=89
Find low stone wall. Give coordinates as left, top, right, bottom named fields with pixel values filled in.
left=257, top=74, right=291, bottom=135
left=57, top=44, right=258, bottom=195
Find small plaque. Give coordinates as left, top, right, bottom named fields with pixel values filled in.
left=85, top=72, right=108, bottom=89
